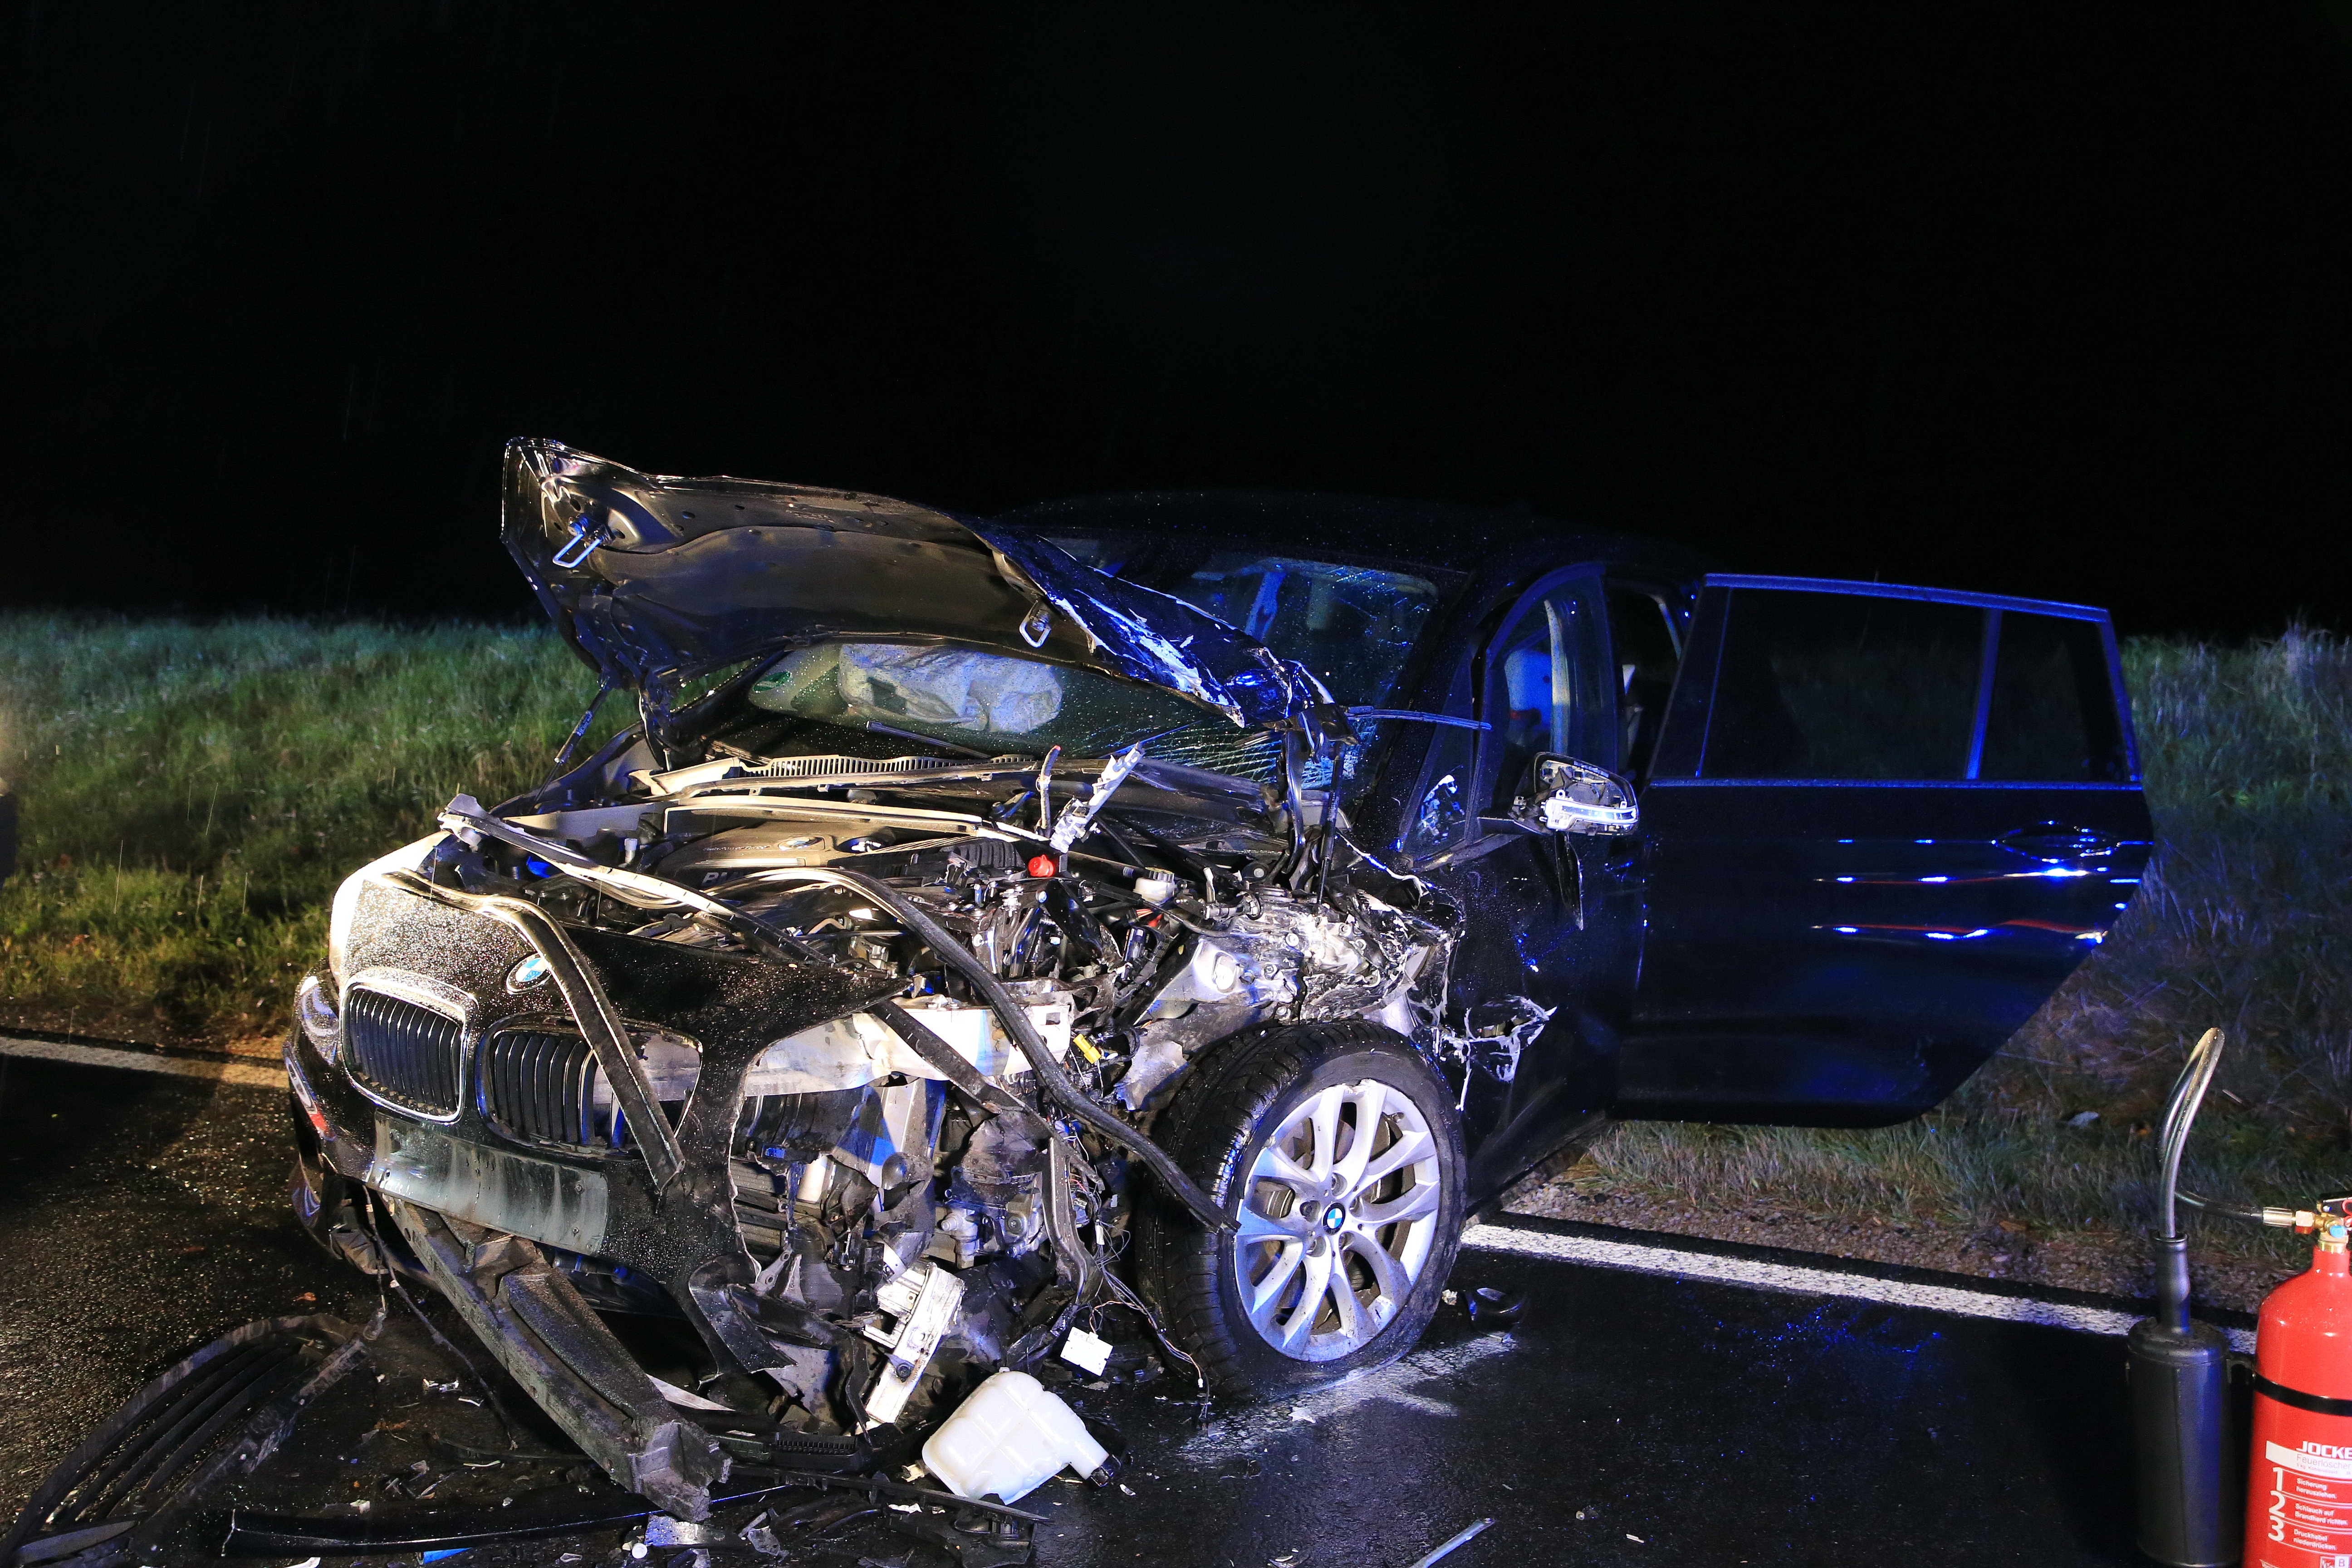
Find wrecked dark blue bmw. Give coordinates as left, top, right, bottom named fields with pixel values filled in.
left=282, top=440, right=2151, bottom=1516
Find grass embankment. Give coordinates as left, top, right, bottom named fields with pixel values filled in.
left=1, top=615, right=2345, bottom=1298
left=1527, top=629, right=2352, bottom=1301
left=0, top=617, right=612, bottom=1045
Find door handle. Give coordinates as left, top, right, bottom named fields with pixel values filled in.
left=1997, top=823, right=2116, bottom=861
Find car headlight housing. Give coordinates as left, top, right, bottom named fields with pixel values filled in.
left=326, top=834, right=446, bottom=985
left=294, top=972, right=342, bottom=1063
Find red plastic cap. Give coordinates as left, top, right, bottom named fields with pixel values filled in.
left=1027, top=853, right=1058, bottom=878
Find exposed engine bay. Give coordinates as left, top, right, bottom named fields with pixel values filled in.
left=298, top=704, right=1456, bottom=1517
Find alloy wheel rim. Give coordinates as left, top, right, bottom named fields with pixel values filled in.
left=1231, top=1077, right=1443, bottom=1362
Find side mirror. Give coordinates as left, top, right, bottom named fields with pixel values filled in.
left=1515, top=754, right=1638, bottom=836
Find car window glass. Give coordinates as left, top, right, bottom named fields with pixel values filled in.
left=1403, top=744, right=1474, bottom=857
left=1980, top=612, right=2128, bottom=782
left=1044, top=537, right=1449, bottom=709
left=1608, top=588, right=1682, bottom=779
left=1486, top=574, right=1612, bottom=809
left=1398, top=652, right=1478, bottom=859
left=1702, top=589, right=1982, bottom=780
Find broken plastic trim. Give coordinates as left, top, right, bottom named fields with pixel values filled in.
left=0, top=1315, right=375, bottom=1568
left=387, top=1201, right=727, bottom=1521
left=218, top=1472, right=1047, bottom=1557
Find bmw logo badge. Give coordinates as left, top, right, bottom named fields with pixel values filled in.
left=507, top=953, right=553, bottom=991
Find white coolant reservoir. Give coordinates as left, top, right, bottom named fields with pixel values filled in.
left=920, top=1370, right=1112, bottom=1504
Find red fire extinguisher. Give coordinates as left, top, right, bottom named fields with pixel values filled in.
left=2247, top=1198, right=2352, bottom=1568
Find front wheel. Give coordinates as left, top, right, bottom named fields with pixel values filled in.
left=1136, top=1020, right=1467, bottom=1400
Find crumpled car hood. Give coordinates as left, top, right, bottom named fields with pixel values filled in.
left=502, top=438, right=1323, bottom=729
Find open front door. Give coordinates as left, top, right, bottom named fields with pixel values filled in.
left=1620, top=576, right=2152, bottom=1126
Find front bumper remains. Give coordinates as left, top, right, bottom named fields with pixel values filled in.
left=294, top=868, right=902, bottom=1518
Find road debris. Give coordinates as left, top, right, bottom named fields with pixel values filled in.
left=1461, top=1285, right=1527, bottom=1328
left=1061, top=1326, right=1115, bottom=1375
left=645, top=1514, right=726, bottom=1546
left=1406, top=1516, right=1494, bottom=1568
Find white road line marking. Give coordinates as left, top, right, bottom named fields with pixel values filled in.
left=0, top=1040, right=2254, bottom=1349
left=1462, top=1220, right=2255, bottom=1351
left=0, top=1034, right=287, bottom=1090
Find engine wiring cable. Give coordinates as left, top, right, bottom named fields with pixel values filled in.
left=737, top=865, right=1237, bottom=1235
left=1088, top=1267, right=1208, bottom=1397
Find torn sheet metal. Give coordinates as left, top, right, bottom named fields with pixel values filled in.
left=500, top=437, right=1325, bottom=729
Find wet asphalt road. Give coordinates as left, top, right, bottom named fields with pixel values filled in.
left=0, top=1055, right=380, bottom=1520
left=0, top=1055, right=2156, bottom=1566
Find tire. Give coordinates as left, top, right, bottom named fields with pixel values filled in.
left=1136, top=1020, right=1467, bottom=1401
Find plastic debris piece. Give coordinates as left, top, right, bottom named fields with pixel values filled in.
left=1406, top=1518, right=1494, bottom=1568
left=421, top=1552, right=469, bottom=1563
left=862, top=1261, right=966, bottom=1430
left=644, top=1515, right=729, bottom=1547
left=2065, top=1109, right=2100, bottom=1127
left=740, top=1516, right=787, bottom=1558
left=1060, top=1325, right=1113, bottom=1376
left=1463, top=1285, right=1528, bottom=1328
left=1289, top=1406, right=1316, bottom=1423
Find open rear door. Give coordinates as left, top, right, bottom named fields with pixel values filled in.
left=1619, top=576, right=2152, bottom=1125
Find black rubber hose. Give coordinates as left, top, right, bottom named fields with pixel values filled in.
left=745, top=866, right=1236, bottom=1234
left=2178, top=1188, right=2269, bottom=1223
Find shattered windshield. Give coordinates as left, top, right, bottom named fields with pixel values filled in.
left=1042, top=539, right=1451, bottom=709
left=741, top=641, right=1281, bottom=779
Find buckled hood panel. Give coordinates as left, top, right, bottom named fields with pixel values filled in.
left=501, top=439, right=1320, bottom=729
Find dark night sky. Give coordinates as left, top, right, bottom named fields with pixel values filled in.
left=6, top=3, right=2350, bottom=635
